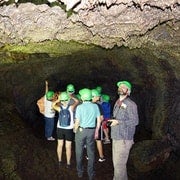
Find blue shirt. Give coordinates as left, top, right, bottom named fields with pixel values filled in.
left=101, top=102, right=111, bottom=119
left=75, top=101, right=100, bottom=128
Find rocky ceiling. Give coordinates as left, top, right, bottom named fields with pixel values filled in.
left=0, top=0, right=179, bottom=51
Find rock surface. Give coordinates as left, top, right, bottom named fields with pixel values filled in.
left=0, top=1, right=179, bottom=49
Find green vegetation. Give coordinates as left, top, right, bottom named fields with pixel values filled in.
left=2, top=40, right=96, bottom=56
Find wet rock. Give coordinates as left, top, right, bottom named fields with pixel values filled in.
left=130, top=140, right=172, bottom=173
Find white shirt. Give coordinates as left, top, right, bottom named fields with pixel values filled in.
left=44, top=96, right=55, bottom=118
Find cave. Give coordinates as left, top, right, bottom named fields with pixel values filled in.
left=0, top=44, right=179, bottom=179
left=0, top=0, right=179, bottom=180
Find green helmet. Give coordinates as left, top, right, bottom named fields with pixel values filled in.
left=91, top=89, right=101, bottom=97
left=117, top=81, right=132, bottom=90
left=66, top=84, right=75, bottom=93
left=79, top=88, right=92, bottom=101
left=46, top=91, right=55, bottom=100
left=96, top=86, right=102, bottom=94
left=59, top=92, right=69, bottom=101
left=102, top=94, right=110, bottom=102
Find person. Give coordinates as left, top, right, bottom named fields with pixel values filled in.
left=73, top=88, right=101, bottom=180
left=96, top=86, right=102, bottom=94
left=66, top=83, right=76, bottom=105
left=108, top=81, right=139, bottom=180
left=96, top=86, right=103, bottom=102
left=101, top=94, right=111, bottom=144
left=66, top=84, right=75, bottom=94
left=91, top=89, right=106, bottom=162
left=43, top=80, right=56, bottom=141
left=52, top=91, right=79, bottom=168
left=96, top=86, right=111, bottom=144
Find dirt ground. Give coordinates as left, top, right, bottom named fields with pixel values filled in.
left=32, top=129, right=115, bottom=180
left=0, top=123, right=114, bottom=180
left=0, top=105, right=118, bottom=180
left=1, top=111, right=178, bottom=180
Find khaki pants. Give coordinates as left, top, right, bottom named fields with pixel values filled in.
left=112, top=140, right=134, bottom=180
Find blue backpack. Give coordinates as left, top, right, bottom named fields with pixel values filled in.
left=59, top=105, right=71, bottom=127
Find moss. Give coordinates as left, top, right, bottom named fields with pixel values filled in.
left=1, top=40, right=97, bottom=57
left=1, top=158, right=17, bottom=177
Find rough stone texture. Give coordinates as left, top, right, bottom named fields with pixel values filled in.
left=130, top=140, right=172, bottom=172
left=0, top=1, right=179, bottom=49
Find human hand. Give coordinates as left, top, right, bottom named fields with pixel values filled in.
left=73, top=126, right=78, bottom=133
left=94, top=127, right=99, bottom=139
left=73, top=120, right=79, bottom=133
left=107, top=119, right=119, bottom=126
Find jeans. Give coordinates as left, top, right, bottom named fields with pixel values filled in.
left=44, top=117, right=55, bottom=138
left=112, top=140, right=134, bottom=180
left=75, top=128, right=95, bottom=180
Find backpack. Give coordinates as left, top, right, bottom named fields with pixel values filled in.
left=37, top=96, right=45, bottom=115
left=59, top=105, right=71, bottom=127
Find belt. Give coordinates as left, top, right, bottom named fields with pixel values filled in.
left=79, top=126, right=95, bottom=129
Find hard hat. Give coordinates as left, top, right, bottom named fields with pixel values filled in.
left=102, top=94, right=110, bottom=102
left=117, top=81, right=132, bottom=90
left=59, top=92, right=69, bottom=101
left=79, top=88, right=92, bottom=101
left=66, top=84, right=75, bottom=93
left=46, top=91, right=55, bottom=100
left=96, top=86, right=102, bottom=94
left=91, top=89, right=101, bottom=97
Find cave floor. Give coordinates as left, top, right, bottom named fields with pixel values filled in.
left=0, top=118, right=179, bottom=180
left=0, top=120, right=114, bottom=180
left=0, top=105, right=178, bottom=180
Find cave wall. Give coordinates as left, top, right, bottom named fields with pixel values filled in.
left=0, top=45, right=179, bottom=168
left=1, top=46, right=179, bottom=140
left=0, top=44, right=179, bottom=179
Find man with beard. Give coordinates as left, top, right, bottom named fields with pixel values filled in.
left=108, top=81, right=139, bottom=180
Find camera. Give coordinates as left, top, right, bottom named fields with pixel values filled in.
left=106, top=121, right=112, bottom=127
